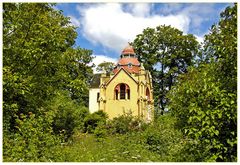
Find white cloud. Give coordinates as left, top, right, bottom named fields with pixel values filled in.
left=90, top=55, right=118, bottom=73
left=69, top=15, right=81, bottom=27
left=126, top=3, right=152, bottom=17
left=77, top=3, right=190, bottom=53
left=160, top=3, right=184, bottom=14
left=195, top=35, right=204, bottom=44
left=159, top=3, right=221, bottom=36
left=160, top=4, right=216, bottom=27
left=178, top=4, right=216, bottom=28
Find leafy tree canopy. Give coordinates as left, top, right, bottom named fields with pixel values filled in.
left=167, top=4, right=237, bottom=162
left=3, top=3, right=94, bottom=131
left=3, top=3, right=94, bottom=161
left=96, top=61, right=115, bottom=73
left=132, top=25, right=199, bottom=112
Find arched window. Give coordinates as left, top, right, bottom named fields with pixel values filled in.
left=115, top=83, right=130, bottom=100
left=120, top=84, right=126, bottom=99
left=146, top=87, right=150, bottom=100
left=127, top=89, right=130, bottom=99
left=115, top=90, right=118, bottom=100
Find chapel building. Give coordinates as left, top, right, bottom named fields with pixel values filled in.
left=89, top=44, right=154, bottom=122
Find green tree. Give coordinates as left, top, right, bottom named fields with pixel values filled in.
left=3, top=3, right=72, bottom=130
left=3, top=3, right=94, bottom=161
left=3, top=3, right=93, bottom=131
left=61, top=47, right=93, bottom=106
left=167, top=4, right=237, bottom=162
left=203, top=4, right=237, bottom=94
left=132, top=25, right=199, bottom=112
left=96, top=61, right=115, bottom=73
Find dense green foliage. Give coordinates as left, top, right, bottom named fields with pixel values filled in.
left=3, top=3, right=93, bottom=161
left=3, top=112, right=62, bottom=161
left=96, top=61, right=115, bottom=73
left=106, top=111, right=146, bottom=134
left=83, top=111, right=108, bottom=133
left=133, top=25, right=199, bottom=112
left=49, top=91, right=89, bottom=140
left=3, top=2, right=237, bottom=162
left=168, top=64, right=237, bottom=161
left=44, top=114, right=190, bottom=162
left=167, top=4, right=237, bottom=162
left=3, top=3, right=93, bottom=129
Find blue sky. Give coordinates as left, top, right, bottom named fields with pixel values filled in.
left=56, top=3, right=232, bottom=72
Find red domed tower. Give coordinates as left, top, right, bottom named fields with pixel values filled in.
left=113, top=44, right=141, bottom=74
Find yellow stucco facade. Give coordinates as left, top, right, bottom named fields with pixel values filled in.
left=89, top=45, right=154, bottom=122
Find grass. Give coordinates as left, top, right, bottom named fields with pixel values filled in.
left=50, top=114, right=190, bottom=162
left=55, top=132, right=162, bottom=162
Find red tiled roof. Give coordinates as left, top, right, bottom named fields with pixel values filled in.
left=121, top=45, right=135, bottom=55
left=112, top=44, right=141, bottom=74
left=118, top=57, right=140, bottom=66
left=113, top=65, right=140, bottom=74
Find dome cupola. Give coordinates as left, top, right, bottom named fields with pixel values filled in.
left=113, top=44, right=141, bottom=74
left=121, top=44, right=135, bottom=54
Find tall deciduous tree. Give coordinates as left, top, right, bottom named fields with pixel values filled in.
left=3, top=3, right=94, bottom=161
left=61, top=47, right=93, bottom=106
left=168, top=4, right=237, bottom=162
left=3, top=3, right=93, bottom=130
left=203, top=4, right=237, bottom=94
left=132, top=25, right=199, bottom=112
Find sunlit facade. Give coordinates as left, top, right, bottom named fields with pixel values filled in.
left=89, top=44, right=154, bottom=121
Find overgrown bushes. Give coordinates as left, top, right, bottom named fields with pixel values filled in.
left=141, top=114, right=189, bottom=161
left=3, top=112, right=61, bottom=162
left=49, top=91, right=89, bottom=140
left=82, top=111, right=148, bottom=141
left=83, top=111, right=108, bottom=133
left=81, top=111, right=194, bottom=161
left=168, top=64, right=237, bottom=161
left=51, top=113, right=195, bottom=162
left=3, top=90, right=91, bottom=161
left=107, top=111, right=147, bottom=135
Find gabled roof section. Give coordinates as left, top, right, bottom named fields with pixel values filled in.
left=89, top=74, right=101, bottom=88
left=106, top=67, right=137, bottom=86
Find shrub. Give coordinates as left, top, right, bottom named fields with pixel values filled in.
left=3, top=112, right=62, bottom=162
left=107, top=111, right=147, bottom=135
left=49, top=91, right=89, bottom=140
left=167, top=4, right=237, bottom=162
left=94, top=124, right=107, bottom=142
left=141, top=114, right=190, bottom=161
left=83, top=111, right=108, bottom=133
left=168, top=64, right=237, bottom=161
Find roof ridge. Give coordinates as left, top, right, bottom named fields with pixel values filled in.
left=106, top=67, right=137, bottom=86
